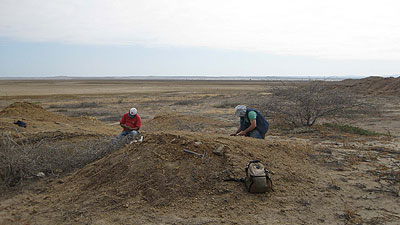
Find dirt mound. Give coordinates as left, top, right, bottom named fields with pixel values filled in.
left=1, top=101, right=88, bottom=122
left=59, top=132, right=229, bottom=207
left=27, top=130, right=317, bottom=224
left=339, top=76, right=400, bottom=96
left=0, top=102, right=118, bottom=138
left=1, top=102, right=45, bottom=116
left=144, top=113, right=232, bottom=133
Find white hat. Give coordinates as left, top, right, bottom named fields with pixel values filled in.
left=129, top=107, right=137, bottom=116
left=235, top=105, right=247, bottom=117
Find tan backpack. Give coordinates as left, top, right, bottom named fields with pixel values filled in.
left=244, top=160, right=273, bottom=193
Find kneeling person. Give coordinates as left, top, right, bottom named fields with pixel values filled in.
left=116, top=107, right=141, bottom=141
left=231, top=105, right=269, bottom=139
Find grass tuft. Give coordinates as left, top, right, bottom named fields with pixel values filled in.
left=214, top=101, right=238, bottom=108
left=48, top=102, right=100, bottom=109
left=323, top=123, right=384, bottom=136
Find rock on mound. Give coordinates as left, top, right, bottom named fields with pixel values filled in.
left=339, top=76, right=400, bottom=96
left=145, top=113, right=232, bottom=133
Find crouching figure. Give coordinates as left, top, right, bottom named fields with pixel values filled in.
left=115, top=107, right=141, bottom=143
left=231, top=105, right=269, bottom=139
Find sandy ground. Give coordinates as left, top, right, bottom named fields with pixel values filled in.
left=0, top=79, right=399, bottom=224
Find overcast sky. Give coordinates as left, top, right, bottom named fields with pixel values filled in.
left=1, top=0, right=399, bottom=77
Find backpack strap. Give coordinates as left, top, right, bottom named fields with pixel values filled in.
left=247, top=160, right=260, bottom=167
left=265, top=169, right=274, bottom=192
left=223, top=178, right=245, bottom=183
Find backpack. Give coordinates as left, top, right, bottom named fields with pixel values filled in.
left=244, top=160, right=273, bottom=193
left=14, top=120, right=27, bottom=128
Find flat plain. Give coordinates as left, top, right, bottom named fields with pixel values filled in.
left=1, top=78, right=399, bottom=224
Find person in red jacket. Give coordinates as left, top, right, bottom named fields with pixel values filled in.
left=115, top=107, right=141, bottom=142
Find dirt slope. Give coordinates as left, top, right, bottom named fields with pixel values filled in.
left=0, top=102, right=118, bottom=139
left=339, top=76, right=400, bottom=96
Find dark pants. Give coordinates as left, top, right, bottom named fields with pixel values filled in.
left=248, top=129, right=264, bottom=139
left=113, top=130, right=139, bottom=144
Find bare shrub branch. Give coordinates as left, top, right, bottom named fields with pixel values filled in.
left=262, top=81, right=370, bottom=127
left=0, top=133, right=116, bottom=188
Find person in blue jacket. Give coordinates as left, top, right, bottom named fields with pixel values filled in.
left=231, top=105, right=269, bottom=139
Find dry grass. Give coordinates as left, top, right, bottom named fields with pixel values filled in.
left=0, top=132, right=116, bottom=188
left=213, top=101, right=239, bottom=108
left=343, top=207, right=363, bottom=224
left=48, top=102, right=100, bottom=109
left=173, top=99, right=199, bottom=106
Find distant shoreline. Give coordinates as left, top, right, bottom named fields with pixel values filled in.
left=0, top=75, right=368, bottom=81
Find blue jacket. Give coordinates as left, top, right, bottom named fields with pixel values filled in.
left=240, top=109, right=269, bottom=137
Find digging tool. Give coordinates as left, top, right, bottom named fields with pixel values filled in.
left=183, top=149, right=205, bottom=158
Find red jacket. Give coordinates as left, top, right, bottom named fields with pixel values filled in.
left=120, top=113, right=141, bottom=131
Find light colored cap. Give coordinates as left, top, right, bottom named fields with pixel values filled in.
left=129, top=107, right=137, bottom=116
left=235, top=105, right=247, bottom=117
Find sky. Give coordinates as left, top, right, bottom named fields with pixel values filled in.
left=0, top=0, right=400, bottom=77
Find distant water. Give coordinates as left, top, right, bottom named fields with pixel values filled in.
left=0, top=75, right=369, bottom=81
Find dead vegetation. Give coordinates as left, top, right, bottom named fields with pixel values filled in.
left=48, top=102, right=101, bottom=109
left=262, top=81, right=372, bottom=127
left=0, top=132, right=115, bottom=189
left=214, top=101, right=240, bottom=109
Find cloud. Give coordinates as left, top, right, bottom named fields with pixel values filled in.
left=1, top=0, right=400, bottom=60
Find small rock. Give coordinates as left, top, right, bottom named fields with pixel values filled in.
left=36, top=172, right=45, bottom=177
left=328, top=184, right=341, bottom=191
left=213, top=144, right=225, bottom=156
left=194, top=141, right=202, bottom=147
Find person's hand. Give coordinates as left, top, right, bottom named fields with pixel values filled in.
left=238, top=131, right=246, bottom=136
